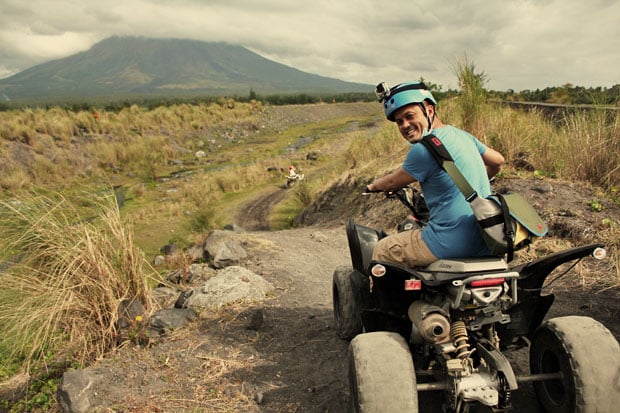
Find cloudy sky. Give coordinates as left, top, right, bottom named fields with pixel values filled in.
left=1, top=0, right=618, bottom=91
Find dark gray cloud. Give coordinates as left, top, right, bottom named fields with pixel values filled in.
left=0, top=0, right=618, bottom=90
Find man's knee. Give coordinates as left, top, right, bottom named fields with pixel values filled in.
left=373, top=236, right=407, bottom=263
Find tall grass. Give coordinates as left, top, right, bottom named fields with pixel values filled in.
left=0, top=186, right=159, bottom=372
left=473, top=103, right=620, bottom=188
left=342, top=126, right=407, bottom=172
left=559, top=109, right=620, bottom=188
left=451, top=54, right=488, bottom=137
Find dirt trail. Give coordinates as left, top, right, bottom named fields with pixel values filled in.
left=238, top=187, right=289, bottom=231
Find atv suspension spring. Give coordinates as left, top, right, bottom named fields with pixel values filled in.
left=450, top=321, right=470, bottom=359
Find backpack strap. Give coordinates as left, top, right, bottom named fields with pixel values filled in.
left=419, top=135, right=478, bottom=202
left=494, top=193, right=515, bottom=262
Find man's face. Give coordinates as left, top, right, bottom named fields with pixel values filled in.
left=393, top=104, right=431, bottom=144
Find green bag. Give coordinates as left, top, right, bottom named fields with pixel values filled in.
left=473, top=192, right=548, bottom=258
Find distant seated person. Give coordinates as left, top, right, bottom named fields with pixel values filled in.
left=288, top=165, right=298, bottom=178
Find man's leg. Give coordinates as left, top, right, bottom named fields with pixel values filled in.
left=372, top=229, right=437, bottom=268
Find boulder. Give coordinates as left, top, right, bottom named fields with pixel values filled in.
left=57, top=369, right=103, bottom=413
left=183, top=266, right=274, bottom=309
left=149, top=308, right=197, bottom=335
left=203, top=230, right=247, bottom=268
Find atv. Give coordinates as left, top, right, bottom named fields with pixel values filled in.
left=332, top=187, right=619, bottom=412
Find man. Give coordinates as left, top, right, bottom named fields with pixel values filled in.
left=366, top=81, right=505, bottom=267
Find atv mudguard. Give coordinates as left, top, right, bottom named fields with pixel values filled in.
left=496, top=243, right=604, bottom=348
left=346, top=218, right=386, bottom=274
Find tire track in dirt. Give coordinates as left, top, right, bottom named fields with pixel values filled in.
left=237, top=187, right=289, bottom=230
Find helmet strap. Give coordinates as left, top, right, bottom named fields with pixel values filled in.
left=420, top=103, right=435, bottom=131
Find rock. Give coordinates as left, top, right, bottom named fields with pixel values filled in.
left=186, top=243, right=206, bottom=262
left=160, top=243, right=178, bottom=255
left=187, top=263, right=211, bottom=280
left=0, top=372, right=29, bottom=404
left=183, top=266, right=274, bottom=309
left=166, top=268, right=186, bottom=284
left=203, top=230, right=247, bottom=268
left=151, top=286, right=179, bottom=308
left=149, top=308, right=197, bottom=335
left=57, top=369, right=100, bottom=413
left=117, top=298, right=146, bottom=342
left=532, top=182, right=553, bottom=194
left=223, top=223, right=245, bottom=232
left=153, top=255, right=165, bottom=266
left=174, top=289, right=194, bottom=309
left=246, top=308, right=264, bottom=331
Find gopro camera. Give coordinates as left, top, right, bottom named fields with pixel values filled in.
left=375, top=82, right=390, bottom=102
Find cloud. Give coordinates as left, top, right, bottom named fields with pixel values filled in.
left=0, top=0, right=618, bottom=90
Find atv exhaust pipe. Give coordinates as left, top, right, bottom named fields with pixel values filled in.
left=408, top=301, right=451, bottom=344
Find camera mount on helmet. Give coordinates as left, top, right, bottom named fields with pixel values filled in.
left=375, top=82, right=391, bottom=102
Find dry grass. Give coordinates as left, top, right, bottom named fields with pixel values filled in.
left=0, top=100, right=266, bottom=192
left=559, top=109, right=620, bottom=188
left=342, top=126, right=407, bottom=171
left=0, top=186, right=160, bottom=372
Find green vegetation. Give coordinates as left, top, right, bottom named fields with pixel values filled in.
left=496, top=83, right=620, bottom=106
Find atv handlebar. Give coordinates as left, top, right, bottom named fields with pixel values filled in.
left=362, top=186, right=429, bottom=225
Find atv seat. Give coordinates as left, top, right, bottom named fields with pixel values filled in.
left=423, top=258, right=508, bottom=273
left=416, top=257, right=509, bottom=285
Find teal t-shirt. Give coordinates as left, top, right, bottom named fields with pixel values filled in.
left=403, top=125, right=491, bottom=258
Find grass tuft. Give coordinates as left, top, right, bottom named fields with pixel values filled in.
left=0, top=186, right=160, bottom=372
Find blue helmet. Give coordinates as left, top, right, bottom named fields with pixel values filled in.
left=376, top=82, right=437, bottom=121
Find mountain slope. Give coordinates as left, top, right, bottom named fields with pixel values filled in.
left=0, top=36, right=371, bottom=102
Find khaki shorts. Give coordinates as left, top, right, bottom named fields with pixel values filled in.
left=372, top=229, right=437, bottom=268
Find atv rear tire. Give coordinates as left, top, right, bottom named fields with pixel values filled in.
left=332, top=266, right=364, bottom=340
left=349, top=332, right=418, bottom=412
left=530, top=316, right=620, bottom=413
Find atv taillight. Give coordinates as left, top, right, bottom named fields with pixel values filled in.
left=404, top=279, right=422, bottom=291
left=371, top=264, right=386, bottom=277
left=470, top=278, right=505, bottom=287
left=593, top=247, right=607, bottom=260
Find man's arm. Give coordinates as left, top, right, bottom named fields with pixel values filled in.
left=482, top=148, right=505, bottom=179
left=367, top=167, right=416, bottom=192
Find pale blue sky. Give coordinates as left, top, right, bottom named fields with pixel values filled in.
left=1, top=0, right=618, bottom=91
